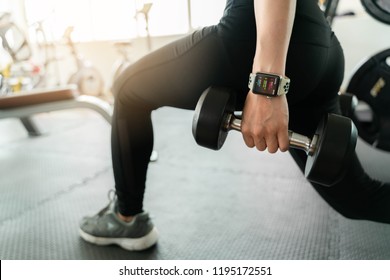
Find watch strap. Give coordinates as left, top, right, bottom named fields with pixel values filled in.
left=248, top=72, right=290, bottom=96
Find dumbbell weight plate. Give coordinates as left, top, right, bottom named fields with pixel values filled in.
left=192, top=87, right=236, bottom=150
left=338, top=93, right=358, bottom=118
left=305, top=113, right=358, bottom=186
left=361, top=0, right=390, bottom=25
left=346, top=48, right=390, bottom=151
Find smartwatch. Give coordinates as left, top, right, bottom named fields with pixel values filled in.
left=248, top=72, right=290, bottom=97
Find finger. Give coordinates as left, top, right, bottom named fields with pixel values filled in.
left=255, top=138, right=267, bottom=151
left=242, top=134, right=255, bottom=148
left=265, top=136, right=279, bottom=153
left=277, top=130, right=290, bottom=152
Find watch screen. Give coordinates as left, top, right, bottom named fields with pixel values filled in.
left=254, top=74, right=280, bottom=96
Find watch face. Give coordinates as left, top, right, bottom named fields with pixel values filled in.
left=254, top=74, right=280, bottom=96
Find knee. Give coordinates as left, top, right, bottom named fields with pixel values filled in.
left=112, top=80, right=155, bottom=116
left=111, top=62, right=141, bottom=101
left=111, top=72, right=140, bottom=110
left=112, top=85, right=134, bottom=113
left=111, top=74, right=129, bottom=101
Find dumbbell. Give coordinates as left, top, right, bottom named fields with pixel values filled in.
left=192, top=86, right=358, bottom=186
left=339, top=93, right=358, bottom=118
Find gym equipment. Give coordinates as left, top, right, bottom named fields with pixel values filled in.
left=135, top=3, right=153, bottom=52
left=192, top=87, right=358, bottom=186
left=0, top=13, right=32, bottom=62
left=339, top=93, right=358, bottom=118
left=319, top=0, right=340, bottom=25
left=346, top=48, right=390, bottom=151
left=0, top=85, right=112, bottom=136
left=0, top=13, right=43, bottom=93
left=111, top=41, right=133, bottom=85
left=63, top=26, right=104, bottom=97
left=29, top=17, right=61, bottom=88
left=361, top=0, right=390, bottom=25
left=318, top=0, right=356, bottom=26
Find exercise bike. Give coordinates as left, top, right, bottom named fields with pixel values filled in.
left=111, top=40, right=133, bottom=88
left=110, top=2, right=154, bottom=86
left=63, top=26, right=104, bottom=97
left=0, top=12, right=43, bottom=93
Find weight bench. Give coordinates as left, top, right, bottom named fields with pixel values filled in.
left=0, top=85, right=112, bottom=136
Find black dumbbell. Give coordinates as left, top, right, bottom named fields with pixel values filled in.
left=339, top=93, right=358, bottom=118
left=192, top=86, right=358, bottom=186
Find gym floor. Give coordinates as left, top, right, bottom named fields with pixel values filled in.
left=1, top=4, right=390, bottom=260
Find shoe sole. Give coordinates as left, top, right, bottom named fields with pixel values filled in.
left=79, top=227, right=159, bottom=251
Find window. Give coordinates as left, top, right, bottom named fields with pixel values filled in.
left=23, top=0, right=226, bottom=42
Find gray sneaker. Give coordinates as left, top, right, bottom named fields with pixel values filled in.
left=79, top=192, right=158, bottom=251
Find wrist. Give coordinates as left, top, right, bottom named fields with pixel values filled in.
left=252, top=55, right=286, bottom=76
left=252, top=67, right=286, bottom=77
left=248, top=72, right=290, bottom=97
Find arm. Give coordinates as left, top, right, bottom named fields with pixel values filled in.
left=241, top=0, right=296, bottom=153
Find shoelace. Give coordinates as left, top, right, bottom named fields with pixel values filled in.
left=97, top=189, right=116, bottom=217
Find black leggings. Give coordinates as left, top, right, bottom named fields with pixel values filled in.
left=111, top=26, right=390, bottom=223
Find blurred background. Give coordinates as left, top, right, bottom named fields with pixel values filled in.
left=0, top=0, right=388, bottom=99
left=0, top=0, right=227, bottom=98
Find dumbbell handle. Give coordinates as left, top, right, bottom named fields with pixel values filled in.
left=225, top=113, right=318, bottom=155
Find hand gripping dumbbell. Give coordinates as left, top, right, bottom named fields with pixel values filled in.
left=192, top=87, right=358, bottom=186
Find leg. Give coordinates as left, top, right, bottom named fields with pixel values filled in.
left=80, top=26, right=235, bottom=250
left=289, top=106, right=390, bottom=223
left=287, top=40, right=390, bottom=224
left=111, top=26, right=231, bottom=216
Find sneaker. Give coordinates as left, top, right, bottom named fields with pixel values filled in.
left=79, top=191, right=158, bottom=251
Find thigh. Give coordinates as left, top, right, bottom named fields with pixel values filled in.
left=112, top=26, right=232, bottom=110
left=288, top=39, right=345, bottom=136
left=287, top=39, right=345, bottom=172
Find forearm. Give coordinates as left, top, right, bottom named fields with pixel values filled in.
left=252, top=0, right=296, bottom=75
left=241, top=0, right=295, bottom=153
